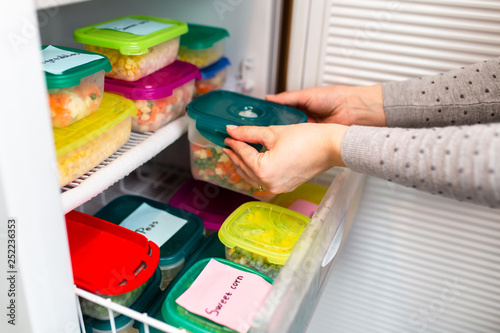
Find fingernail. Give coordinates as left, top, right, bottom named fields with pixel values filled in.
left=226, top=125, right=238, bottom=130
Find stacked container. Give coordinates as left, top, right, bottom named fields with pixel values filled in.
left=177, top=23, right=230, bottom=97
left=75, top=16, right=200, bottom=132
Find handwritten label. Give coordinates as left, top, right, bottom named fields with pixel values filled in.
left=42, top=45, right=105, bottom=75
left=96, top=18, right=173, bottom=36
left=288, top=199, right=318, bottom=218
left=175, top=259, right=272, bottom=333
left=118, top=202, right=187, bottom=247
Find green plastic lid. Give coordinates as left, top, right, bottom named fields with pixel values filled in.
left=94, top=195, right=204, bottom=267
left=187, top=90, right=307, bottom=148
left=180, top=23, right=229, bottom=49
left=162, top=258, right=273, bottom=333
left=218, top=202, right=310, bottom=265
left=74, top=15, right=188, bottom=55
left=42, top=45, right=111, bottom=89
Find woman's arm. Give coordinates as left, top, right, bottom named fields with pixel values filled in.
left=383, top=57, right=500, bottom=128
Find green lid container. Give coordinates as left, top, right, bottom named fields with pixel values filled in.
left=74, top=15, right=188, bottom=55
left=162, top=258, right=273, bottom=333
left=187, top=90, right=307, bottom=148
left=180, top=23, right=229, bottom=49
left=42, top=45, right=111, bottom=89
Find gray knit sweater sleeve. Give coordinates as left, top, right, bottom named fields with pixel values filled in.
left=341, top=58, right=500, bottom=208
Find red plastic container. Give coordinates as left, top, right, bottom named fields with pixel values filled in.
left=65, top=210, right=160, bottom=319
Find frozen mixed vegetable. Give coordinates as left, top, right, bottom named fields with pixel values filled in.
left=225, top=246, right=281, bottom=279
left=177, top=40, right=225, bottom=68
left=48, top=71, right=104, bottom=127
left=195, top=68, right=227, bottom=98
left=85, top=38, right=180, bottom=81
left=190, top=143, right=274, bottom=200
left=132, top=80, right=195, bottom=132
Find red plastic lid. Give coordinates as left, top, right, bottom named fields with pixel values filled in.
left=65, top=210, right=160, bottom=295
left=104, top=60, right=201, bottom=100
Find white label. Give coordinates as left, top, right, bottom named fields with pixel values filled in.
left=95, top=18, right=173, bottom=36
left=42, top=45, right=105, bottom=75
left=118, top=202, right=187, bottom=248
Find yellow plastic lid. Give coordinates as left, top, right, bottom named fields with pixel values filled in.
left=218, top=202, right=310, bottom=265
left=53, top=92, right=137, bottom=157
left=269, top=182, right=328, bottom=208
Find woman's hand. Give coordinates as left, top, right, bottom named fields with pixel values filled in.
left=223, top=122, right=348, bottom=194
left=266, top=84, right=386, bottom=126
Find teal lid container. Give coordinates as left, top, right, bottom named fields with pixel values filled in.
left=89, top=267, right=162, bottom=332
left=178, top=24, right=229, bottom=68
left=162, top=258, right=273, bottom=333
left=94, top=195, right=204, bottom=290
left=42, top=45, right=112, bottom=89
left=186, top=90, right=307, bottom=148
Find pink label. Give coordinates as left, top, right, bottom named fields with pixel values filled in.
left=288, top=199, right=319, bottom=218
left=175, top=259, right=272, bottom=333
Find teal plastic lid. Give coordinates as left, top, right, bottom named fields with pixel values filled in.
left=42, top=45, right=111, bottom=89
left=162, top=258, right=273, bottom=333
left=187, top=90, right=307, bottom=148
left=180, top=24, right=229, bottom=49
left=74, top=16, right=188, bottom=55
left=90, top=267, right=162, bottom=331
left=94, top=195, right=204, bottom=267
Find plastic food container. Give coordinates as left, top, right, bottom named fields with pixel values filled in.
left=135, top=233, right=226, bottom=333
left=74, top=16, right=188, bottom=81
left=94, top=195, right=204, bottom=290
left=53, top=92, right=137, bottom=187
left=168, top=178, right=252, bottom=232
left=269, top=182, right=328, bottom=218
left=186, top=90, right=307, bottom=200
left=195, top=57, right=230, bottom=98
left=162, top=258, right=273, bottom=333
left=218, top=202, right=310, bottom=279
left=42, top=45, right=112, bottom=127
left=65, top=210, right=160, bottom=320
left=105, top=60, right=200, bottom=132
left=89, top=267, right=162, bottom=333
left=178, top=24, right=229, bottom=68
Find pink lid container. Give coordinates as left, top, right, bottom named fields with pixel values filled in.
left=105, top=61, right=201, bottom=132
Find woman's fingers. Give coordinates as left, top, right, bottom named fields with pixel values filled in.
left=222, top=147, right=261, bottom=189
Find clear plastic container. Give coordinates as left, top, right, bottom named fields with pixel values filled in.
left=161, top=258, right=273, bottom=333
left=42, top=45, right=111, bottom=127
left=178, top=24, right=229, bottom=68
left=53, top=92, right=137, bottom=187
left=88, top=267, right=162, bottom=333
left=65, top=210, right=160, bottom=320
left=186, top=90, right=307, bottom=200
left=195, top=57, right=230, bottom=98
left=104, top=60, right=200, bottom=132
left=74, top=16, right=188, bottom=81
left=93, top=195, right=204, bottom=290
left=218, top=202, right=310, bottom=279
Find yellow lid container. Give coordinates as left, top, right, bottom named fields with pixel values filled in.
left=54, top=92, right=137, bottom=186
left=218, top=202, right=309, bottom=278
